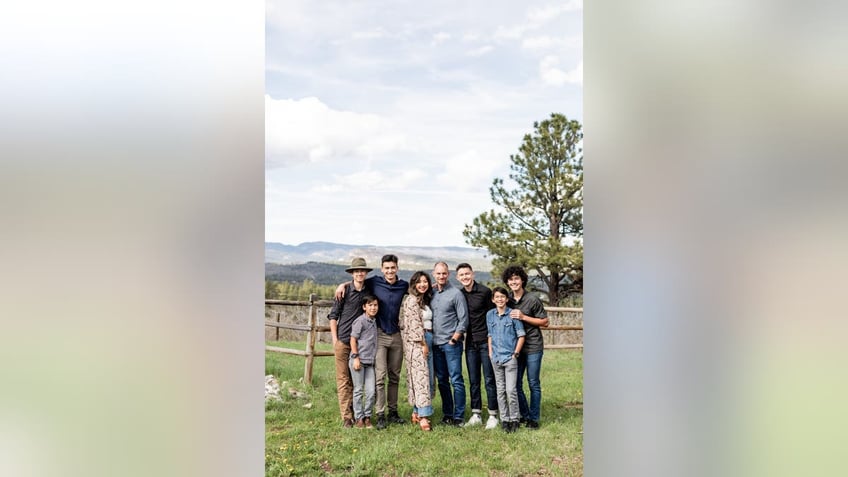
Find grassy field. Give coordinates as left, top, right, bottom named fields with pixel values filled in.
left=266, top=341, right=583, bottom=476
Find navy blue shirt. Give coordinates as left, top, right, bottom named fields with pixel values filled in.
left=365, top=275, right=409, bottom=335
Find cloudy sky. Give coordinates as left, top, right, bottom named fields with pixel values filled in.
left=265, top=0, right=582, bottom=248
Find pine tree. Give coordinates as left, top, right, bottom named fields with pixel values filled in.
left=464, top=113, right=583, bottom=305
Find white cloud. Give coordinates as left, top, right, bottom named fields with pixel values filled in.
left=437, top=150, right=501, bottom=193
left=527, top=1, right=583, bottom=23
left=264, top=0, right=582, bottom=247
left=539, top=56, right=583, bottom=86
left=397, top=168, right=429, bottom=188
left=467, top=45, right=494, bottom=57
left=312, top=168, right=429, bottom=194
left=352, top=28, right=388, bottom=40
left=522, top=35, right=582, bottom=51
left=432, top=31, right=451, bottom=45
left=393, top=86, right=511, bottom=123
left=265, top=95, right=409, bottom=168
left=494, top=24, right=526, bottom=41
left=495, top=1, right=582, bottom=43
left=312, top=170, right=385, bottom=193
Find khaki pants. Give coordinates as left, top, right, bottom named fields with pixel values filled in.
left=374, top=330, right=404, bottom=416
left=333, top=340, right=353, bottom=421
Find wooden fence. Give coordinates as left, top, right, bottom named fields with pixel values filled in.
left=542, top=306, right=584, bottom=350
left=266, top=295, right=582, bottom=385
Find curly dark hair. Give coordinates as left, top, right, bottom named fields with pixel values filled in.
left=501, top=265, right=528, bottom=288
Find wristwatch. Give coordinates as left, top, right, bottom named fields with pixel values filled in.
left=350, top=353, right=359, bottom=359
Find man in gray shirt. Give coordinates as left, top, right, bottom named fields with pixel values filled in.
left=430, top=261, right=469, bottom=426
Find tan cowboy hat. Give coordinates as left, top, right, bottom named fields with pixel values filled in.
left=345, top=257, right=373, bottom=273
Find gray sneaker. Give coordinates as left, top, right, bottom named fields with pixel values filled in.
left=465, top=413, right=483, bottom=427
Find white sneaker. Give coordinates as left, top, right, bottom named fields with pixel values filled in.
left=466, top=413, right=483, bottom=427
left=485, top=415, right=499, bottom=430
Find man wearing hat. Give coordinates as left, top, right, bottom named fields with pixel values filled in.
left=336, top=254, right=410, bottom=429
left=328, top=257, right=373, bottom=428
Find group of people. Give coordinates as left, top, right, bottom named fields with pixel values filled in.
left=328, top=254, right=549, bottom=433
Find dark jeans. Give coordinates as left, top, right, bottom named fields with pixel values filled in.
left=465, top=340, right=498, bottom=413
left=433, top=340, right=466, bottom=420
left=517, top=350, right=543, bottom=422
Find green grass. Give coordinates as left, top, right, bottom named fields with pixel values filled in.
left=266, top=341, right=583, bottom=476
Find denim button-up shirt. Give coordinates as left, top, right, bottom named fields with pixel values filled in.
left=486, top=306, right=525, bottom=365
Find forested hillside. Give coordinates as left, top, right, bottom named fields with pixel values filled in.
left=265, top=262, right=351, bottom=285
left=265, top=262, right=493, bottom=287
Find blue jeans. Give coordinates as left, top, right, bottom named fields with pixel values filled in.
left=425, top=331, right=435, bottom=399
left=517, top=350, right=543, bottom=422
left=465, top=340, right=498, bottom=414
left=433, top=341, right=466, bottom=420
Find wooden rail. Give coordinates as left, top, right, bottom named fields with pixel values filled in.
left=542, top=306, right=583, bottom=349
left=265, top=296, right=583, bottom=384
left=264, top=294, right=334, bottom=384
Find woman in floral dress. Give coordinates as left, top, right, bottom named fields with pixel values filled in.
left=399, top=271, right=434, bottom=431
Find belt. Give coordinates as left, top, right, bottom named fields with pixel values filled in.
left=424, top=328, right=433, bottom=332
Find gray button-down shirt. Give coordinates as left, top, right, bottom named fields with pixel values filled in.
left=350, top=313, right=378, bottom=365
left=431, top=281, right=469, bottom=346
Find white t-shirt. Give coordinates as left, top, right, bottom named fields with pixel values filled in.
left=422, top=305, right=433, bottom=330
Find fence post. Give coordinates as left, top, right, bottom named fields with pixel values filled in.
left=275, top=310, right=280, bottom=341
left=303, top=293, right=318, bottom=385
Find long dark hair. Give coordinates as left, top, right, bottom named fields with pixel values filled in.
left=408, top=271, right=432, bottom=307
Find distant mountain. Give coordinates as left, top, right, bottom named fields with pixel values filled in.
left=265, top=261, right=493, bottom=287
left=265, top=241, right=493, bottom=272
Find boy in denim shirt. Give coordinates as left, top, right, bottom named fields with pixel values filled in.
left=486, top=286, right=525, bottom=433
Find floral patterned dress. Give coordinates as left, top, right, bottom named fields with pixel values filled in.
left=399, top=294, right=432, bottom=412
